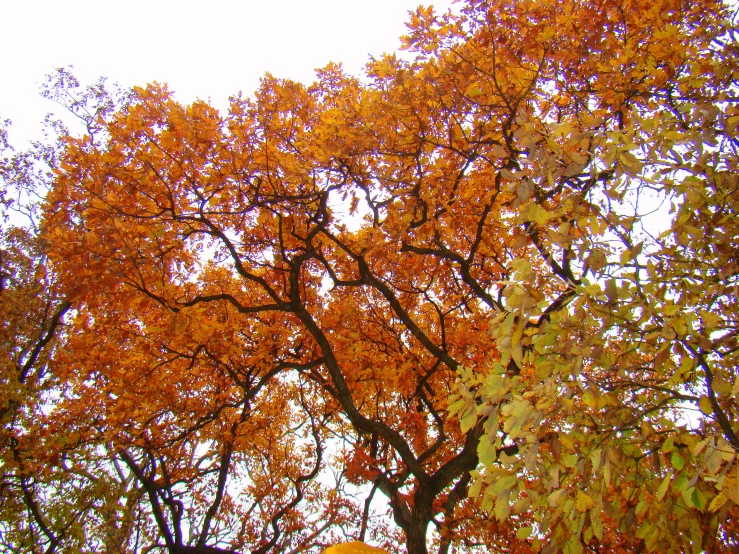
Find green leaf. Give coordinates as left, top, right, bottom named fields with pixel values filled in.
left=563, top=454, right=578, bottom=468
left=692, top=487, right=707, bottom=510
left=636, top=521, right=653, bottom=540
left=517, top=526, right=533, bottom=540
left=671, top=452, right=685, bottom=471
left=563, top=537, right=583, bottom=554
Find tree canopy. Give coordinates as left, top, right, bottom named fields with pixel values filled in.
left=2, top=0, right=739, bottom=552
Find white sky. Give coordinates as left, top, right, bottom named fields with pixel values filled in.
left=1, top=0, right=454, bottom=145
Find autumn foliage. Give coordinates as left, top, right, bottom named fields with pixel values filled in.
left=2, top=0, right=739, bottom=552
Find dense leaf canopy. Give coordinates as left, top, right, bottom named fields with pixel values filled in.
left=2, top=0, right=739, bottom=552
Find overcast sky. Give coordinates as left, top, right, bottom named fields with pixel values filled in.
left=2, top=0, right=454, bottom=145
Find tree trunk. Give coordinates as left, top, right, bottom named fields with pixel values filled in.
left=405, top=487, right=434, bottom=554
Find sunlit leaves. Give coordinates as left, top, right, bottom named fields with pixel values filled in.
left=433, top=0, right=739, bottom=550
left=4, top=0, right=738, bottom=552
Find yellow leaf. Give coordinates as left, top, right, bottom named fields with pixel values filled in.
left=495, top=491, right=511, bottom=521
left=590, top=508, right=604, bottom=540
left=478, top=437, right=496, bottom=466
left=723, top=471, right=739, bottom=505
left=460, top=404, right=478, bottom=433
left=548, top=488, right=565, bottom=507
left=511, top=320, right=524, bottom=348
left=465, top=83, right=483, bottom=97
left=525, top=203, right=550, bottom=226
left=662, top=303, right=680, bottom=316
left=709, top=492, right=728, bottom=512
left=582, top=389, right=598, bottom=409
left=491, top=475, right=518, bottom=495
left=713, top=372, right=732, bottom=396
left=641, top=420, right=655, bottom=439
left=590, top=448, right=602, bottom=474
left=513, top=495, right=531, bottom=514
left=322, top=542, right=389, bottom=554
left=656, top=473, right=671, bottom=501
left=575, top=490, right=595, bottom=512
left=511, top=258, right=533, bottom=281
left=586, top=248, right=607, bottom=271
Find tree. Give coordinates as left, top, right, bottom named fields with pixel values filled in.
left=3, top=0, right=738, bottom=551
left=0, top=113, right=146, bottom=553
